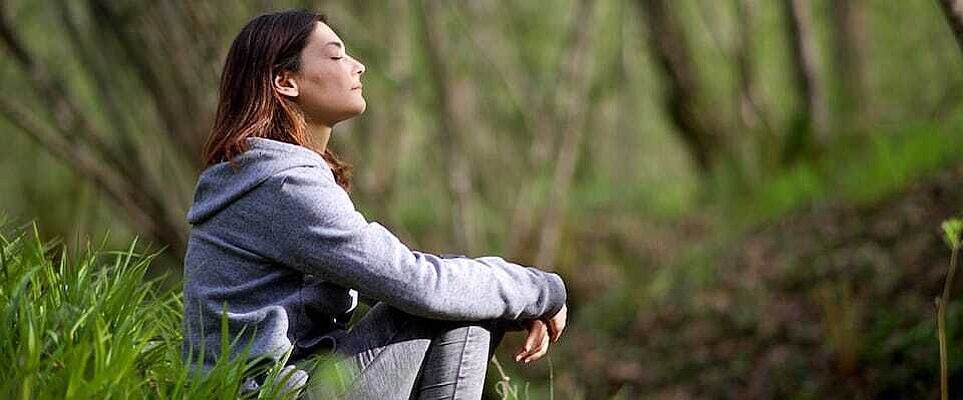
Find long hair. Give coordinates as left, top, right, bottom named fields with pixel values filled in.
left=203, top=9, right=352, bottom=191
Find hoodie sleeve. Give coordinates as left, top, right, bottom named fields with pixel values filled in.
left=263, top=166, right=567, bottom=322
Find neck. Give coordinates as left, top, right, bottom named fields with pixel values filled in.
left=306, top=120, right=333, bottom=153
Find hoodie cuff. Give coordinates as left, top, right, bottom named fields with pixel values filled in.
left=542, top=272, right=567, bottom=319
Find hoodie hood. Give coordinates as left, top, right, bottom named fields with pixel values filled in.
left=186, top=137, right=329, bottom=225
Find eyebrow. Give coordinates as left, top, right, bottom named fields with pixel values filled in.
left=325, top=41, right=344, bottom=49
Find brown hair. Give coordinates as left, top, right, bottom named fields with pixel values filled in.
left=203, top=9, right=352, bottom=191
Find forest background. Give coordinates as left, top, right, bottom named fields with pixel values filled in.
left=2, top=0, right=963, bottom=398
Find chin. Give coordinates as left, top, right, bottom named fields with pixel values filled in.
left=331, top=103, right=366, bottom=124
left=349, top=99, right=366, bottom=116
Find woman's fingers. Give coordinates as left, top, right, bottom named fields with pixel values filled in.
left=514, top=320, right=547, bottom=362
left=514, top=320, right=551, bottom=364
left=511, top=305, right=568, bottom=365
left=521, top=328, right=551, bottom=364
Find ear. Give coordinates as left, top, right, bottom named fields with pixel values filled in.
left=273, top=70, right=300, bottom=98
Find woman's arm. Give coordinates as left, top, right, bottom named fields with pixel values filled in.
left=262, top=166, right=567, bottom=322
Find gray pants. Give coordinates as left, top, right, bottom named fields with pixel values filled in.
left=287, top=302, right=507, bottom=399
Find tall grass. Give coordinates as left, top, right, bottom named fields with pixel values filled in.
left=0, top=221, right=552, bottom=399
left=0, top=222, right=307, bottom=399
left=937, top=218, right=962, bottom=400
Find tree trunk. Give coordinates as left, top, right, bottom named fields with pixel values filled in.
left=734, top=0, right=772, bottom=133
left=733, top=0, right=776, bottom=171
left=780, top=0, right=827, bottom=163
left=635, top=0, right=724, bottom=173
left=829, top=0, right=870, bottom=131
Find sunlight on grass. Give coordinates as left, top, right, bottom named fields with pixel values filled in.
left=0, top=222, right=312, bottom=399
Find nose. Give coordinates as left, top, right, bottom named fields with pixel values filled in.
left=353, top=57, right=365, bottom=76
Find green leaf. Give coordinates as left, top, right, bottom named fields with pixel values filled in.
left=942, top=218, right=963, bottom=250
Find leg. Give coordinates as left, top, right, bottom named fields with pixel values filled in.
left=412, top=319, right=506, bottom=400
left=303, top=303, right=506, bottom=400
left=312, top=302, right=435, bottom=399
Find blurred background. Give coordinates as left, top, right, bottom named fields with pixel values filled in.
left=2, top=0, right=963, bottom=398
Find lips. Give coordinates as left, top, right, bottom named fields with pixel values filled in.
left=351, top=85, right=363, bottom=90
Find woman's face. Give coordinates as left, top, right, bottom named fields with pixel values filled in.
left=284, top=22, right=366, bottom=126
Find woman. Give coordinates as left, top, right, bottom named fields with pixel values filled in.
left=182, top=9, right=568, bottom=399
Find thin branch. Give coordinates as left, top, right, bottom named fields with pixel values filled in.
left=695, top=0, right=774, bottom=139
left=0, top=96, right=161, bottom=244
left=0, top=4, right=181, bottom=237
left=415, top=0, right=480, bottom=254
left=504, top=0, right=601, bottom=261
left=86, top=0, right=205, bottom=168
left=0, top=5, right=187, bottom=256
left=449, top=3, right=547, bottom=148
left=56, top=0, right=148, bottom=177
left=0, top=5, right=129, bottom=175
left=534, top=0, right=596, bottom=268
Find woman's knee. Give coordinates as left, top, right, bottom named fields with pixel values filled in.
left=412, top=321, right=505, bottom=399
left=349, top=304, right=508, bottom=359
left=430, top=319, right=506, bottom=360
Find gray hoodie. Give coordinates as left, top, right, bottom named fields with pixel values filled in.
left=182, top=137, right=566, bottom=369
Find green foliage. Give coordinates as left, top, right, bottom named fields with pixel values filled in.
left=942, top=218, right=963, bottom=251
left=0, top=223, right=316, bottom=399
left=716, top=120, right=963, bottom=226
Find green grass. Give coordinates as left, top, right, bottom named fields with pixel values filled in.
left=0, top=222, right=318, bottom=399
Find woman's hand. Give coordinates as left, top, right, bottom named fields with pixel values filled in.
left=514, top=319, right=550, bottom=364
left=512, top=304, right=568, bottom=364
